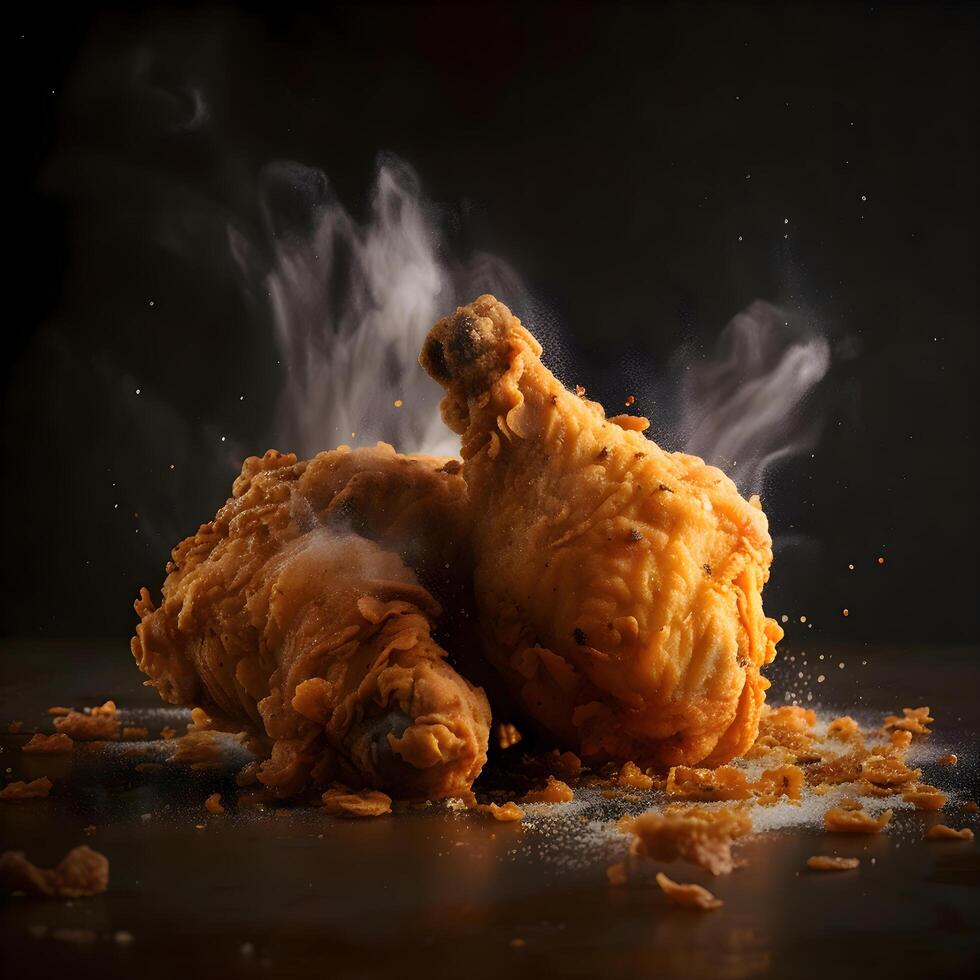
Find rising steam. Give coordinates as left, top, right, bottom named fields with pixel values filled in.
left=675, top=301, right=831, bottom=494
left=228, top=156, right=534, bottom=459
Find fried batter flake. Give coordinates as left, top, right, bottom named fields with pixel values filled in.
left=322, top=785, right=393, bottom=818
left=22, top=733, right=73, bottom=755
left=807, top=855, right=860, bottom=871
left=925, top=824, right=973, bottom=841
left=621, top=804, right=751, bottom=875
left=824, top=806, right=892, bottom=833
left=655, top=872, right=722, bottom=910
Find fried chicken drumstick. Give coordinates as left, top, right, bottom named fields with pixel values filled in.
left=132, top=444, right=491, bottom=800
left=421, top=295, right=782, bottom=769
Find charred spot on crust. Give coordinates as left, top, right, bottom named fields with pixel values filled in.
left=573, top=627, right=587, bottom=645
left=658, top=483, right=673, bottom=493
left=702, top=563, right=713, bottom=576
left=628, top=528, right=643, bottom=542
left=423, top=338, right=449, bottom=381
left=447, top=314, right=479, bottom=365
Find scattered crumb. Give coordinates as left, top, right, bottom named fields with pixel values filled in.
left=621, top=805, right=751, bottom=875
left=0, top=777, right=53, bottom=801
left=205, top=792, right=225, bottom=814
left=882, top=706, right=933, bottom=736
left=0, top=846, right=109, bottom=897
left=606, top=861, right=628, bottom=885
left=617, top=761, right=655, bottom=791
left=655, top=872, right=722, bottom=910
left=114, top=930, right=134, bottom=945
left=170, top=730, right=225, bottom=770
left=523, top=776, right=574, bottom=803
left=122, top=726, right=149, bottom=740
left=481, top=802, right=524, bottom=822
left=807, top=855, right=860, bottom=871
left=902, top=784, right=946, bottom=811
left=666, top=765, right=750, bottom=801
left=83, top=825, right=96, bottom=836
left=159, top=726, right=178, bottom=740
left=134, top=763, right=163, bottom=773
left=937, top=753, right=957, bottom=766
left=47, top=707, right=72, bottom=716
left=824, top=806, right=892, bottom=833
left=925, top=825, right=974, bottom=841
left=7, top=721, right=23, bottom=734
left=509, top=938, right=526, bottom=949
left=53, top=701, right=119, bottom=741
left=964, top=802, right=978, bottom=812
left=322, top=785, right=392, bottom=818
left=22, top=733, right=73, bottom=755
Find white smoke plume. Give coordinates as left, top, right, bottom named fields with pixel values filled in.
left=673, top=300, right=831, bottom=494
left=228, top=155, right=534, bottom=460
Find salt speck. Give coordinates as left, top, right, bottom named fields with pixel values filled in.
left=135, top=388, right=141, bottom=395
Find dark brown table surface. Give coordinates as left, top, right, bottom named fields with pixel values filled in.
left=1, top=638, right=978, bottom=980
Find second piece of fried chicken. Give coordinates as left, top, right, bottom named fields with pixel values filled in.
left=132, top=443, right=491, bottom=800
left=421, top=295, right=782, bottom=769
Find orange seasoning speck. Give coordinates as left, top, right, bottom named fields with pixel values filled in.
left=205, top=793, right=225, bottom=815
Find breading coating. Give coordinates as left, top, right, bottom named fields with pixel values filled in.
left=132, top=444, right=490, bottom=801
left=420, top=295, right=782, bottom=768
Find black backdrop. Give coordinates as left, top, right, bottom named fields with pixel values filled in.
left=5, top=1, right=978, bottom=645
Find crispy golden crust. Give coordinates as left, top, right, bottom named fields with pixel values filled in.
left=132, top=444, right=490, bottom=802
left=420, top=295, right=781, bottom=768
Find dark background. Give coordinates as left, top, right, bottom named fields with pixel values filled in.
left=5, top=1, right=978, bottom=645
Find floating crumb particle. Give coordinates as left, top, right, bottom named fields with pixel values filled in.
left=47, top=706, right=72, bottom=716
left=159, top=726, right=177, bottom=740
left=655, top=872, right=722, bottom=910
left=22, top=733, right=73, bottom=755
left=114, top=930, right=134, bottom=945
left=575, top=385, right=586, bottom=396
left=0, top=845, right=109, bottom=897
left=807, top=855, right=860, bottom=871
left=925, top=825, right=974, bottom=841
left=481, top=801, right=524, bottom=822
left=902, top=784, right=946, bottom=811
left=497, top=722, right=522, bottom=749
left=7, top=721, right=22, bottom=733
left=842, top=609, right=849, bottom=617
left=321, top=785, right=392, bottom=818
left=393, top=399, right=403, bottom=408
left=824, top=806, right=892, bottom=833
left=523, top=776, right=574, bottom=803
left=964, top=802, right=978, bottom=812
left=122, top=726, right=149, bottom=740
left=83, top=825, right=96, bottom=835
left=606, top=861, right=628, bottom=886
left=509, top=937, right=526, bottom=949
left=937, top=753, right=957, bottom=766
left=625, top=394, right=636, bottom=407
left=205, top=793, right=225, bottom=815
left=0, top=777, right=53, bottom=801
